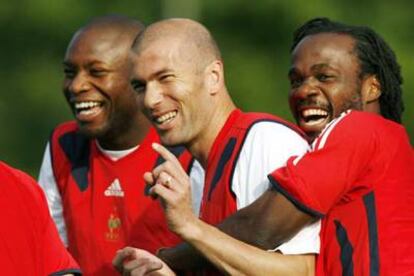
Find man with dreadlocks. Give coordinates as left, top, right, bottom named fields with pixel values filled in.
left=114, top=18, right=414, bottom=275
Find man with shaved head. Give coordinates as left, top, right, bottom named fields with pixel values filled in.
left=114, top=18, right=320, bottom=275
left=38, top=15, right=198, bottom=275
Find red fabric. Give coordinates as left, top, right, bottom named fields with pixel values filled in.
left=200, top=109, right=304, bottom=225
left=51, top=121, right=193, bottom=275
left=269, top=111, right=414, bottom=275
left=0, top=161, right=80, bottom=276
left=199, top=109, right=305, bottom=276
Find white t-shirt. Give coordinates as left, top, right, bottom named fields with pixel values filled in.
left=230, top=121, right=320, bottom=254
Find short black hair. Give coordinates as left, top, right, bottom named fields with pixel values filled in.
left=291, top=17, right=404, bottom=123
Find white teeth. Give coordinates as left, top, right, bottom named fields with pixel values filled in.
left=79, top=109, right=95, bottom=115
left=156, top=111, right=177, bottom=124
left=74, top=101, right=100, bottom=110
left=302, top=109, right=328, bottom=118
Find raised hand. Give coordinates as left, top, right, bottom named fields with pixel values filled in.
left=144, top=143, right=198, bottom=237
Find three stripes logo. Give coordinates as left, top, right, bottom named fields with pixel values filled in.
left=104, top=179, right=125, bottom=197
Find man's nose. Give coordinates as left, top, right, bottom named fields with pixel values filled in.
left=66, top=72, right=92, bottom=94
left=144, top=82, right=163, bottom=110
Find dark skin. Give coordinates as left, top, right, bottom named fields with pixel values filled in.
left=158, top=189, right=315, bottom=270
left=63, top=22, right=150, bottom=150
left=158, top=33, right=381, bottom=271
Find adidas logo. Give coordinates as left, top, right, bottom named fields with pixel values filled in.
left=104, top=179, right=125, bottom=197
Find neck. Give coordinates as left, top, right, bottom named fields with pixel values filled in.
left=98, top=116, right=152, bottom=151
left=188, top=99, right=236, bottom=168
left=364, top=101, right=381, bottom=115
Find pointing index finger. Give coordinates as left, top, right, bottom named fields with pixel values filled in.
left=152, top=143, right=180, bottom=165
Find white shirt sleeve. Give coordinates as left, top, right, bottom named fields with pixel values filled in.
left=37, top=142, right=68, bottom=247
left=232, top=122, right=320, bottom=254
left=189, top=159, right=205, bottom=217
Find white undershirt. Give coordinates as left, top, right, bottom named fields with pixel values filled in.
left=96, top=141, right=139, bottom=161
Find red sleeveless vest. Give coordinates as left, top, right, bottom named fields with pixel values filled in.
left=50, top=121, right=194, bottom=275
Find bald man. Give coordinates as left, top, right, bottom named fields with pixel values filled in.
left=38, top=15, right=198, bottom=275
left=114, top=18, right=320, bottom=275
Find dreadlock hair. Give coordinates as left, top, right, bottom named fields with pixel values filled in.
left=291, top=17, right=404, bottom=123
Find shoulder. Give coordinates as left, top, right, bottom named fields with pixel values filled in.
left=54, top=120, right=79, bottom=133
left=237, top=120, right=309, bottom=171
left=0, top=162, right=43, bottom=203
left=323, top=110, right=400, bottom=134
left=51, top=120, right=79, bottom=139
left=50, top=120, right=90, bottom=154
left=244, top=119, right=309, bottom=150
left=0, top=161, right=32, bottom=183
left=313, top=110, right=403, bottom=151
left=240, top=112, right=306, bottom=138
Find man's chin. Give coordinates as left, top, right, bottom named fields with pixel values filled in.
left=78, top=124, right=106, bottom=139
left=300, top=124, right=328, bottom=141
left=159, top=134, right=185, bottom=147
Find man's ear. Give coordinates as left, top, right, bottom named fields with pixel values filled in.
left=362, top=75, right=381, bottom=104
left=205, top=60, right=223, bottom=95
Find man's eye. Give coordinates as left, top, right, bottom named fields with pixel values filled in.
left=90, top=68, right=107, bottom=77
left=131, top=80, right=146, bottom=93
left=289, top=78, right=302, bottom=88
left=63, top=68, right=76, bottom=78
left=317, top=74, right=332, bottom=82
left=160, top=74, right=174, bottom=82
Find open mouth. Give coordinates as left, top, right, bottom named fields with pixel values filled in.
left=301, top=108, right=329, bottom=125
left=73, top=101, right=104, bottom=120
left=154, top=111, right=177, bottom=125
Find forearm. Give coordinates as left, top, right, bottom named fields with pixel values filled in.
left=158, top=241, right=211, bottom=271
left=160, top=189, right=316, bottom=270
left=182, top=218, right=315, bottom=276
left=217, top=189, right=315, bottom=250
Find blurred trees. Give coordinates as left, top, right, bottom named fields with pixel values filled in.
left=0, top=0, right=412, bottom=176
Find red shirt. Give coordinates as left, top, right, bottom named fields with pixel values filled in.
left=0, top=161, right=80, bottom=276
left=269, top=111, right=414, bottom=275
left=50, top=121, right=193, bottom=275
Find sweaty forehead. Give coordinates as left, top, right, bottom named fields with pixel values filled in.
left=291, top=33, right=358, bottom=70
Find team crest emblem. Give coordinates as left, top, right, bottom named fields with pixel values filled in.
left=105, top=212, right=121, bottom=241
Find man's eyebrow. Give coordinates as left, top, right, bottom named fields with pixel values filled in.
left=153, top=68, right=173, bottom=77
left=62, top=60, right=107, bottom=67
left=311, top=63, right=333, bottom=72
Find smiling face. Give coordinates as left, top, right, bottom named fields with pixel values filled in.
left=63, top=27, right=140, bottom=140
left=131, top=37, right=211, bottom=147
left=288, top=33, right=366, bottom=139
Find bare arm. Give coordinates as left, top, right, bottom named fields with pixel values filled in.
left=181, top=217, right=315, bottom=276
left=159, top=188, right=316, bottom=270
left=218, top=187, right=316, bottom=249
